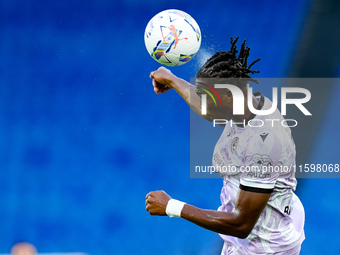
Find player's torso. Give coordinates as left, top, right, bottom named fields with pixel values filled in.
left=212, top=94, right=296, bottom=180
left=212, top=124, right=247, bottom=176
left=213, top=95, right=304, bottom=253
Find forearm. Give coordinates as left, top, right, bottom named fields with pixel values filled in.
left=180, top=204, right=250, bottom=238
left=169, top=76, right=207, bottom=119
left=150, top=67, right=210, bottom=120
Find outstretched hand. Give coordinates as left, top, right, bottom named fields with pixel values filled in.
left=150, top=67, right=175, bottom=94
left=145, top=190, right=172, bottom=216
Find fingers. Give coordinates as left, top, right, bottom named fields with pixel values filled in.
left=145, top=192, right=154, bottom=208
left=145, top=190, right=167, bottom=200
left=150, top=68, right=173, bottom=94
left=151, top=77, right=161, bottom=94
left=145, top=190, right=169, bottom=216
left=145, top=203, right=155, bottom=215
left=161, top=86, right=171, bottom=93
left=145, top=196, right=152, bottom=205
left=145, top=192, right=154, bottom=199
left=152, top=79, right=160, bottom=94
left=145, top=193, right=154, bottom=214
left=152, top=79, right=170, bottom=94
left=145, top=203, right=151, bottom=213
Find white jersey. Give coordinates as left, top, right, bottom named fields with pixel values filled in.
left=212, top=93, right=305, bottom=254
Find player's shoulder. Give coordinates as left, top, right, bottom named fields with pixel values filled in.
left=248, top=118, right=292, bottom=143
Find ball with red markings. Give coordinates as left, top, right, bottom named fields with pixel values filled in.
left=144, top=9, right=201, bottom=66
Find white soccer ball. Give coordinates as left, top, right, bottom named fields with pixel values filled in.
left=144, top=9, right=201, bottom=67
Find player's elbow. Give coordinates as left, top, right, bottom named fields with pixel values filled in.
left=219, top=224, right=252, bottom=239
left=220, top=219, right=253, bottom=239
left=235, top=225, right=252, bottom=239
left=239, top=214, right=257, bottom=238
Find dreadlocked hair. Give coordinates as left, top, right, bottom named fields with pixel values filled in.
left=196, top=37, right=261, bottom=85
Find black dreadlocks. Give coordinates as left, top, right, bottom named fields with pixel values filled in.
left=196, top=37, right=261, bottom=85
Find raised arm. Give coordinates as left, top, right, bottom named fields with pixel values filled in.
left=150, top=66, right=207, bottom=119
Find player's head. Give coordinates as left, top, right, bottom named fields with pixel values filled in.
left=195, top=37, right=260, bottom=119
left=196, top=37, right=260, bottom=86
left=10, top=242, right=37, bottom=255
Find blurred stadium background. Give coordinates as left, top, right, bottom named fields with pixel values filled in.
left=0, top=0, right=339, bottom=254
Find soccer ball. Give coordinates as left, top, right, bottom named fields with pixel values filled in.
left=144, top=9, right=201, bottom=67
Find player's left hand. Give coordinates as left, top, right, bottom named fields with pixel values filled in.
left=145, top=190, right=171, bottom=216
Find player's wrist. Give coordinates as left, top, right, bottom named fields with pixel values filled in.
left=165, top=74, right=180, bottom=89
left=166, top=199, right=186, bottom=218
